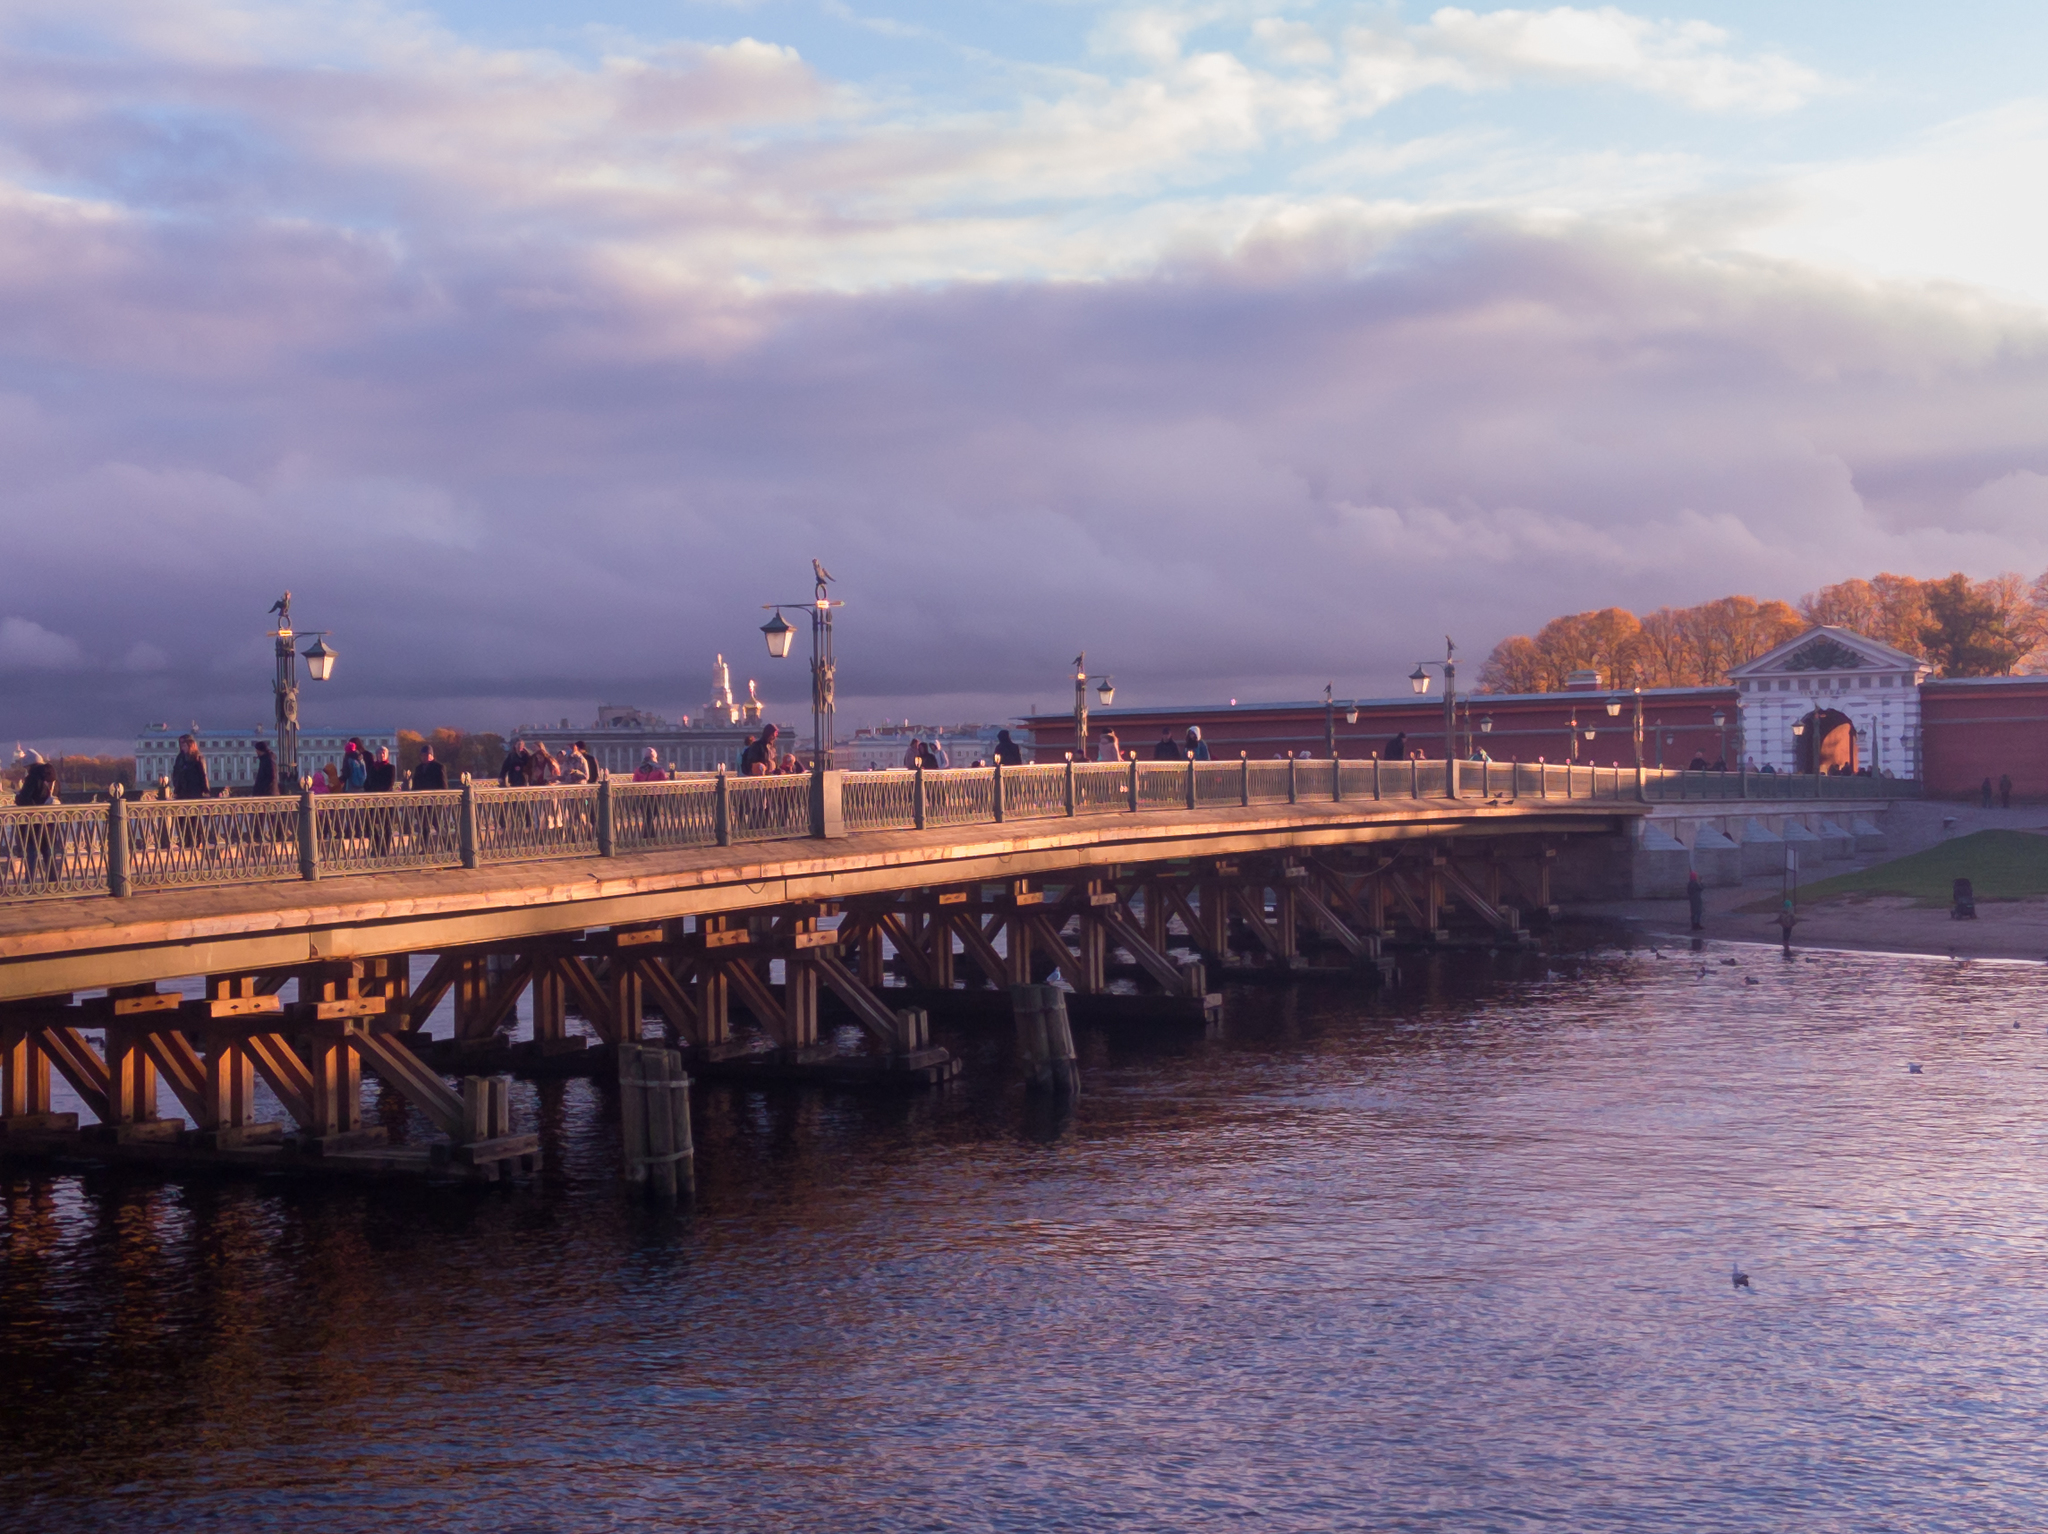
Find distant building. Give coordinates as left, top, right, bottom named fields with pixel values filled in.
left=509, top=657, right=792, bottom=775
left=135, top=724, right=399, bottom=789
left=1728, top=627, right=1930, bottom=776
left=841, top=724, right=1004, bottom=770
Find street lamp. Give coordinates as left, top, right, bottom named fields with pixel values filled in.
left=1407, top=636, right=1457, bottom=793
left=1072, top=654, right=1115, bottom=759
left=761, top=559, right=842, bottom=770
left=1711, top=707, right=1728, bottom=769
left=266, top=592, right=337, bottom=791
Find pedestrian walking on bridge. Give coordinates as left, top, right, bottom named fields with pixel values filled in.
left=411, top=745, right=446, bottom=791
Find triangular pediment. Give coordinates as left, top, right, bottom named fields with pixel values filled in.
left=1728, top=626, right=1926, bottom=678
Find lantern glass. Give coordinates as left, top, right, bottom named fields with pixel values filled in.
left=1408, top=665, right=1430, bottom=696
left=1345, top=706, right=1359, bottom=724
left=1792, top=718, right=1806, bottom=736
left=301, top=637, right=337, bottom=682
left=1479, top=714, right=1493, bottom=734
left=1097, top=679, right=1114, bottom=707
left=761, top=612, right=796, bottom=659
left=1712, top=709, right=1726, bottom=728
left=1605, top=694, right=1622, bottom=717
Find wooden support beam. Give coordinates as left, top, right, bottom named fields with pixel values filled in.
left=634, top=955, right=703, bottom=1045
left=1436, top=861, right=1518, bottom=933
left=138, top=1028, right=210, bottom=1123
left=1093, top=907, right=1195, bottom=995
left=2, top=1027, right=53, bottom=1119
left=716, top=956, right=800, bottom=1048
left=1292, top=881, right=1367, bottom=959
left=811, top=950, right=906, bottom=1049
left=1023, top=912, right=1104, bottom=995
left=352, top=1029, right=465, bottom=1138
left=36, top=1026, right=111, bottom=1124
left=242, top=1032, right=315, bottom=1129
left=875, top=911, right=936, bottom=988
left=102, top=1023, right=162, bottom=1126
left=1228, top=887, right=1294, bottom=963
left=403, top=951, right=461, bottom=1031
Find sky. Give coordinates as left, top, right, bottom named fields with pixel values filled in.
left=3, top=0, right=2047, bottom=752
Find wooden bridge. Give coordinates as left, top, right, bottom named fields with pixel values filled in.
left=0, top=757, right=1896, bottom=1180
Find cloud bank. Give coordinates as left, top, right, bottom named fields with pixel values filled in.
left=0, top=2, right=2041, bottom=746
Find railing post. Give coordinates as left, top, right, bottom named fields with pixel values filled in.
left=1410, top=758, right=1418, bottom=798
left=1741, top=761, right=1749, bottom=799
left=914, top=765, right=927, bottom=830
left=298, top=783, right=320, bottom=881
left=714, top=766, right=732, bottom=846
left=1448, top=755, right=1459, bottom=800
left=809, top=769, right=844, bottom=839
left=1127, top=757, right=1138, bottom=812
left=1333, top=757, right=1343, bottom=802
left=1065, top=758, right=1077, bottom=816
left=1184, top=759, right=1196, bottom=811
left=1239, top=755, right=1250, bottom=807
left=597, top=776, right=615, bottom=856
left=1288, top=756, right=1298, bottom=804
left=993, top=760, right=1005, bottom=823
left=1373, top=757, right=1382, bottom=800
left=459, top=776, right=480, bottom=868
left=106, top=784, right=131, bottom=898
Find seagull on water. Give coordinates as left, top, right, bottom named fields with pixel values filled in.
left=1908, top=1062, right=1923, bottom=1074
left=1732, top=1265, right=1751, bottom=1291
left=1745, top=975, right=1761, bottom=986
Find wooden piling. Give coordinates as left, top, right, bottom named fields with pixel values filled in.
left=1010, top=983, right=1079, bottom=1098
left=618, top=1042, right=694, bottom=1199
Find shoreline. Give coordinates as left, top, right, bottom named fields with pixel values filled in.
left=1575, top=891, right=2048, bottom=962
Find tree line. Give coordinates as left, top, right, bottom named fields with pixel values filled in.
left=1478, top=571, right=2048, bottom=693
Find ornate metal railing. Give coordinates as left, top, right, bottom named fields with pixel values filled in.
left=611, top=778, right=719, bottom=852
left=127, top=798, right=301, bottom=889
left=0, top=805, right=109, bottom=901
left=1074, top=762, right=1130, bottom=813
left=0, top=754, right=1916, bottom=903
left=1000, top=763, right=1070, bottom=821
left=841, top=771, right=919, bottom=834
left=317, top=791, right=463, bottom=876
left=475, top=784, right=599, bottom=861
left=728, top=775, right=810, bottom=843
left=923, top=768, right=997, bottom=828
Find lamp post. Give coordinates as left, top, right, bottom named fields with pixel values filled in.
left=266, top=592, right=337, bottom=791
left=1407, top=636, right=1456, bottom=789
left=1607, top=688, right=1646, bottom=794
left=1711, top=707, right=1728, bottom=770
left=1073, top=654, right=1115, bottom=760
left=761, top=559, right=842, bottom=770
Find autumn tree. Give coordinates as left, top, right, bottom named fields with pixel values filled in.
left=1918, top=572, right=2037, bottom=677
left=1800, top=574, right=1930, bottom=653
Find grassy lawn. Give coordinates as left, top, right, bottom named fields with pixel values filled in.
left=1736, top=830, right=2048, bottom=911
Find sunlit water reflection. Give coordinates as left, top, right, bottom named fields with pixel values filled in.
left=7, top=942, right=2048, bottom=1531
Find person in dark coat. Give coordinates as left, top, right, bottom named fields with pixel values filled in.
left=740, top=724, right=779, bottom=775
left=412, top=745, right=446, bottom=791
left=1385, top=731, right=1407, bottom=763
left=341, top=741, right=367, bottom=792
left=1686, top=868, right=1705, bottom=931
left=170, top=735, right=210, bottom=800
left=993, top=729, right=1024, bottom=766
left=365, top=746, right=398, bottom=793
left=1184, top=727, right=1211, bottom=761
left=251, top=740, right=278, bottom=797
left=500, top=740, right=531, bottom=787
left=13, top=760, right=55, bottom=807
left=1153, top=731, right=1183, bottom=761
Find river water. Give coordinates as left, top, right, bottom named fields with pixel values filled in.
left=6, top=940, right=2048, bottom=1532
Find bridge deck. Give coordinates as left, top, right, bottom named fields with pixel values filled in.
left=0, top=797, right=1636, bottom=1001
